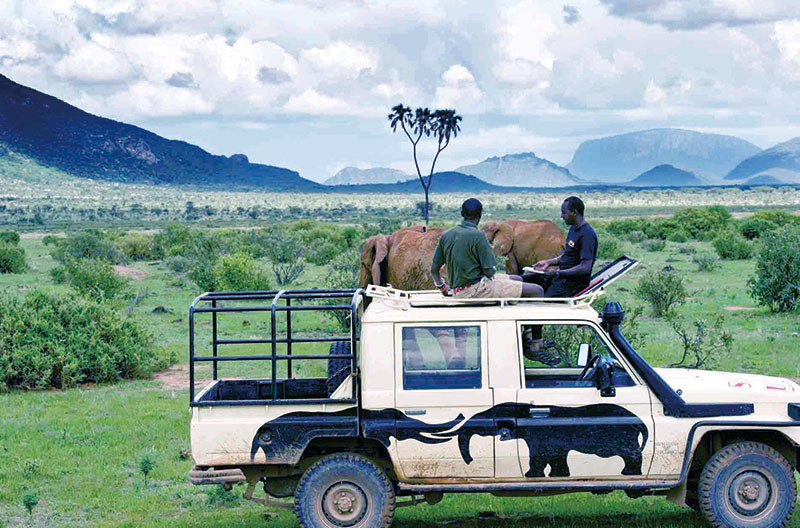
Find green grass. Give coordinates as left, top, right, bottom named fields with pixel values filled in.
left=0, top=225, right=798, bottom=526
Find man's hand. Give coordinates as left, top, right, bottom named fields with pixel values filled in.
left=533, top=259, right=551, bottom=271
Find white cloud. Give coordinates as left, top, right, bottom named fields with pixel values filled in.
left=283, top=88, right=352, bottom=114
left=300, top=41, right=377, bottom=78
left=53, top=36, right=136, bottom=83
left=434, top=64, right=484, bottom=110
left=773, top=20, right=800, bottom=80
left=600, top=0, right=800, bottom=29
left=81, top=80, right=213, bottom=117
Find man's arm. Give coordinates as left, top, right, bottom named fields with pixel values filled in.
left=431, top=239, right=446, bottom=287
left=555, top=233, right=597, bottom=277
left=476, top=236, right=496, bottom=278
left=534, top=253, right=562, bottom=270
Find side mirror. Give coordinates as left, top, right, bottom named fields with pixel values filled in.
left=595, top=356, right=616, bottom=397
left=577, top=343, right=591, bottom=367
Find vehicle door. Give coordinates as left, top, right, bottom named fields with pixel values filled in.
left=514, top=321, right=655, bottom=480
left=393, top=322, right=494, bottom=478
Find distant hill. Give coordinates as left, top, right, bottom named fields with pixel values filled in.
left=725, top=137, right=800, bottom=183
left=325, top=166, right=411, bottom=185
left=455, top=152, right=583, bottom=187
left=0, top=74, right=318, bottom=190
left=330, top=171, right=506, bottom=193
left=628, top=164, right=705, bottom=187
left=743, top=175, right=787, bottom=186
left=568, top=128, right=761, bottom=182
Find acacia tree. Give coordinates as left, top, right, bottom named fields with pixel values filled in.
left=388, top=104, right=462, bottom=225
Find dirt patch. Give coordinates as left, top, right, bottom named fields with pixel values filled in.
left=114, top=265, right=148, bottom=279
left=154, top=364, right=198, bottom=389
left=723, top=305, right=756, bottom=311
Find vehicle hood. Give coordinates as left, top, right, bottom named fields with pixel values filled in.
left=654, top=368, right=800, bottom=403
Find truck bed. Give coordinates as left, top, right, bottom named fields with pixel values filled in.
left=194, top=378, right=329, bottom=404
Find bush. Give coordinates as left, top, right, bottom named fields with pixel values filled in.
left=748, top=226, right=800, bottom=312
left=643, top=239, right=666, bottom=252
left=738, top=217, right=778, bottom=240
left=666, top=230, right=689, bottom=243
left=712, top=231, right=753, bottom=260
left=625, top=230, right=647, bottom=243
left=323, top=249, right=360, bottom=330
left=0, top=243, right=26, bottom=273
left=50, top=230, right=123, bottom=264
left=668, top=315, right=733, bottom=369
left=51, top=258, right=129, bottom=299
left=692, top=252, right=719, bottom=272
left=212, top=253, right=272, bottom=291
left=0, top=231, right=20, bottom=245
left=118, top=232, right=160, bottom=261
left=164, top=255, right=191, bottom=273
left=597, top=232, right=622, bottom=260
left=672, top=206, right=732, bottom=240
left=0, top=290, right=158, bottom=390
left=265, top=233, right=305, bottom=286
left=635, top=269, right=687, bottom=317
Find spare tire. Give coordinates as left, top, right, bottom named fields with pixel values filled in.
left=326, top=341, right=351, bottom=397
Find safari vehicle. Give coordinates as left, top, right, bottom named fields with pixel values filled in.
left=188, top=257, right=800, bottom=528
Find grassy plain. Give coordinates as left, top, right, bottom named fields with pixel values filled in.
left=0, top=188, right=799, bottom=527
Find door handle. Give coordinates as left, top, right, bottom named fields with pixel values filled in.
left=405, top=409, right=426, bottom=416
left=529, top=407, right=550, bottom=417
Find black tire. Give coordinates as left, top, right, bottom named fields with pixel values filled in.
left=295, top=453, right=395, bottom=528
left=326, top=341, right=351, bottom=397
left=698, top=441, right=796, bottom=528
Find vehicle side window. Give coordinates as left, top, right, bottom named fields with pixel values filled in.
left=402, top=325, right=481, bottom=390
left=521, top=323, right=635, bottom=388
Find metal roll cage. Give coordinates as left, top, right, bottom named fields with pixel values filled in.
left=188, top=288, right=365, bottom=404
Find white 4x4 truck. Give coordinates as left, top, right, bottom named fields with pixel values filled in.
left=188, top=257, right=800, bottom=528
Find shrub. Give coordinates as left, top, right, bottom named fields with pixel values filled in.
left=597, top=232, right=622, bottom=260
left=692, top=252, right=719, bottom=272
left=643, top=239, right=666, bottom=252
left=0, top=243, right=26, bottom=273
left=164, top=255, right=191, bottom=273
left=668, top=315, right=733, bottom=369
left=50, top=230, right=123, bottom=264
left=748, top=226, right=800, bottom=312
left=265, top=233, right=305, bottom=286
left=119, top=232, right=160, bottom=261
left=738, top=217, right=778, bottom=240
left=712, top=231, right=753, bottom=260
left=666, top=230, right=689, bottom=243
left=635, top=269, right=687, bottom=317
left=0, top=231, right=20, bottom=245
left=625, top=230, right=647, bottom=243
left=212, top=253, right=271, bottom=291
left=323, top=249, right=360, bottom=330
left=51, top=258, right=129, bottom=299
left=672, top=206, right=732, bottom=240
left=0, top=290, right=158, bottom=390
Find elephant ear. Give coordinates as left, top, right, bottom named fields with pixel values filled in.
left=485, top=221, right=514, bottom=256
left=359, top=235, right=389, bottom=287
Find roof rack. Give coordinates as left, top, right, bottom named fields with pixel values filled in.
left=365, top=256, right=639, bottom=310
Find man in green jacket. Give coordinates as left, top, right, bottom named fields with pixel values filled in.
left=430, top=198, right=557, bottom=364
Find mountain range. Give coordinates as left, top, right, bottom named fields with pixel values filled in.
left=724, top=137, right=800, bottom=184
left=0, top=73, right=318, bottom=190
left=567, top=128, right=761, bottom=182
left=454, top=152, right=584, bottom=187
left=2, top=73, right=799, bottom=191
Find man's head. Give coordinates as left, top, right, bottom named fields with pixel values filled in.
left=461, top=198, right=483, bottom=223
left=561, top=196, right=584, bottom=226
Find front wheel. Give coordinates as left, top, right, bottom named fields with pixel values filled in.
left=698, top=441, right=797, bottom=528
left=295, top=454, right=395, bottom=528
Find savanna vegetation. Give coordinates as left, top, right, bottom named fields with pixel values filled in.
left=0, top=189, right=799, bottom=526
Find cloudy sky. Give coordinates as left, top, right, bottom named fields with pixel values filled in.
left=2, top=0, right=800, bottom=182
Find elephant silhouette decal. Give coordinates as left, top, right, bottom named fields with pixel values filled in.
left=431, top=402, right=649, bottom=477
left=250, top=403, right=648, bottom=479
left=250, top=408, right=464, bottom=462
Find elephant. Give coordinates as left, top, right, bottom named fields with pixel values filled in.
left=250, top=407, right=465, bottom=462
left=481, top=219, right=565, bottom=275
left=432, top=402, right=648, bottom=478
left=359, top=225, right=444, bottom=291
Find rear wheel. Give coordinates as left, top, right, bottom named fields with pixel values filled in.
left=295, top=454, right=395, bottom=528
left=698, top=441, right=796, bottom=528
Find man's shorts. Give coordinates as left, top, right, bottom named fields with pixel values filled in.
left=454, top=274, right=523, bottom=299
